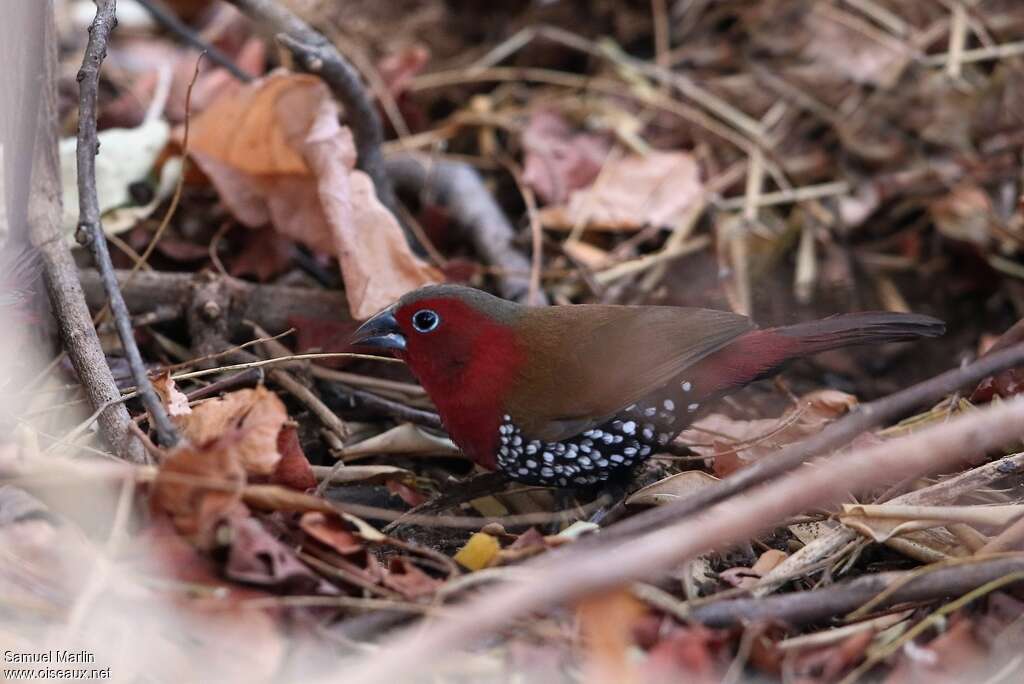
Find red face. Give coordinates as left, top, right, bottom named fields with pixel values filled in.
left=351, top=293, right=525, bottom=468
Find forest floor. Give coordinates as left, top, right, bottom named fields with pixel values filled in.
left=4, top=0, right=1024, bottom=682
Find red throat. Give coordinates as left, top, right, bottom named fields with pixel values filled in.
left=395, top=298, right=525, bottom=469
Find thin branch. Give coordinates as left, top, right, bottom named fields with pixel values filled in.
left=687, top=555, right=1024, bottom=627
left=134, top=0, right=254, bottom=82
left=386, top=153, right=546, bottom=304
left=27, top=1, right=146, bottom=463
left=75, top=0, right=179, bottom=447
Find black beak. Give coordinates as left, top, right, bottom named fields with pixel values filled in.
left=350, top=307, right=406, bottom=351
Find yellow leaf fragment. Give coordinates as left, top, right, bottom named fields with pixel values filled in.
left=454, top=532, right=501, bottom=571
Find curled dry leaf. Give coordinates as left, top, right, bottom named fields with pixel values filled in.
left=271, top=424, right=316, bottom=491
left=537, top=150, right=703, bottom=232
left=839, top=503, right=1024, bottom=543
left=299, top=511, right=365, bottom=556
left=681, top=389, right=858, bottom=475
left=338, top=422, right=460, bottom=461
left=176, top=387, right=288, bottom=476
left=152, top=432, right=248, bottom=548
left=626, top=470, right=720, bottom=507
left=719, top=549, right=788, bottom=590
left=151, top=371, right=192, bottom=418
left=187, top=70, right=440, bottom=319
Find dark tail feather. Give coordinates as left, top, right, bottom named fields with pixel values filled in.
left=772, top=312, right=945, bottom=354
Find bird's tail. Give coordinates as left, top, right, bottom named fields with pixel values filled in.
left=686, top=312, right=945, bottom=397
left=770, top=312, right=946, bottom=354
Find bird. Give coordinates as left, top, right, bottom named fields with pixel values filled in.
left=351, top=285, right=944, bottom=488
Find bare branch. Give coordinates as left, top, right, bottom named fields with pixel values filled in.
left=74, top=0, right=179, bottom=447
left=26, top=1, right=145, bottom=463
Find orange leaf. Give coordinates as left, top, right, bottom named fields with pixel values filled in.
left=178, top=387, right=288, bottom=476
left=188, top=70, right=440, bottom=318
left=152, top=432, right=248, bottom=548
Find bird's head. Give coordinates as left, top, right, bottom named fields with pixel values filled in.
left=351, top=284, right=522, bottom=366
left=351, top=286, right=527, bottom=464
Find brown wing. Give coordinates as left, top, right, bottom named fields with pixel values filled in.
left=506, top=305, right=754, bottom=441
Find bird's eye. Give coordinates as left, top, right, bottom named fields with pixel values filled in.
left=411, top=309, right=440, bottom=333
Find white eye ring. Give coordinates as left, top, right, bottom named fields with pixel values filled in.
left=411, top=309, right=440, bottom=333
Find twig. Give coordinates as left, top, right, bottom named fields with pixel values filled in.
left=75, top=0, right=179, bottom=448
left=687, top=555, right=1024, bottom=627
left=346, top=398, right=1024, bottom=683
left=134, top=0, right=253, bottom=81
left=223, top=0, right=401, bottom=227
left=78, top=268, right=351, bottom=333
left=26, top=3, right=146, bottom=463
left=497, top=156, right=543, bottom=305
left=386, top=153, right=546, bottom=304
left=760, top=451, right=1024, bottom=595
left=840, top=570, right=1024, bottom=684
left=322, top=383, right=442, bottom=429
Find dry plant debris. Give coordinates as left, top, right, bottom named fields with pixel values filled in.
left=4, top=0, right=1024, bottom=682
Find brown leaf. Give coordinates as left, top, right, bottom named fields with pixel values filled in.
left=626, top=471, right=720, bottom=507
left=803, top=5, right=910, bottom=88
left=271, top=424, right=316, bottom=491
left=222, top=515, right=337, bottom=594
left=299, top=511, right=364, bottom=555
left=521, top=109, right=611, bottom=205
left=152, top=433, right=248, bottom=548
left=681, top=390, right=858, bottom=473
left=152, top=370, right=192, bottom=418
left=188, top=71, right=440, bottom=318
left=178, top=387, right=288, bottom=476
left=289, top=315, right=361, bottom=369
left=577, top=590, right=647, bottom=684
left=538, top=150, right=703, bottom=232
left=643, top=626, right=730, bottom=684
left=382, top=557, right=442, bottom=598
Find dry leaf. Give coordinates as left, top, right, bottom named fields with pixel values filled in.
left=382, top=557, right=442, bottom=598
left=188, top=70, right=440, bottom=318
left=272, top=424, right=316, bottom=491
left=626, top=470, right=720, bottom=507
left=538, top=150, right=703, bottom=231
left=177, top=387, right=288, bottom=476
left=681, top=389, right=858, bottom=473
left=313, top=464, right=415, bottom=485
left=521, top=109, right=611, bottom=205
left=338, top=423, right=460, bottom=461
left=299, top=511, right=365, bottom=555
left=152, top=371, right=192, bottom=418
left=222, top=515, right=337, bottom=593
left=454, top=532, right=501, bottom=571
left=152, top=433, right=248, bottom=548
left=803, top=5, right=910, bottom=89
left=577, top=589, right=647, bottom=684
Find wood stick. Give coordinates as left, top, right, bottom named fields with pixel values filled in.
left=26, top=1, right=146, bottom=463
left=74, top=0, right=179, bottom=447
